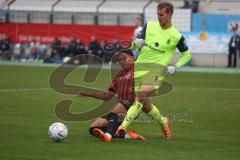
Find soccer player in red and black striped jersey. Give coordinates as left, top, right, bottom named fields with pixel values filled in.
left=108, top=57, right=135, bottom=108
left=78, top=49, right=145, bottom=142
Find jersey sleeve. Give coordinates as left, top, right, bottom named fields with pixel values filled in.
left=176, top=36, right=188, bottom=52
left=108, top=82, right=115, bottom=93
left=175, top=35, right=191, bottom=68
left=175, top=50, right=191, bottom=68
left=108, top=72, right=120, bottom=93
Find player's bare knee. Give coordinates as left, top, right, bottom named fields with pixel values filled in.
left=136, top=96, right=145, bottom=104
left=142, top=107, right=149, bottom=113
left=89, top=118, right=107, bottom=128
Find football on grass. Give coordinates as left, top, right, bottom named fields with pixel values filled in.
left=48, top=122, right=68, bottom=142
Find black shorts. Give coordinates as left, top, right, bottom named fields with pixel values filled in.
left=101, top=100, right=135, bottom=124
left=101, top=112, right=122, bottom=126
left=120, top=100, right=135, bottom=110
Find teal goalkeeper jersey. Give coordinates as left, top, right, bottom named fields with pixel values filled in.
left=136, top=20, right=191, bottom=68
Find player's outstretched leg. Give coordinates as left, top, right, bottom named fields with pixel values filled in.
left=126, top=130, right=146, bottom=141
left=161, top=116, right=171, bottom=139
left=89, top=112, right=120, bottom=142
left=115, top=129, right=146, bottom=141
left=89, top=126, right=146, bottom=142
left=92, top=128, right=112, bottom=142
left=116, top=101, right=143, bottom=134
left=148, top=104, right=171, bottom=139
left=89, top=126, right=111, bottom=142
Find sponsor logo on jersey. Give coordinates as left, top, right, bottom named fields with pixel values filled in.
left=149, top=45, right=165, bottom=53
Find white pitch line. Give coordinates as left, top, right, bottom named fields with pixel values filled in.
left=0, top=87, right=240, bottom=93
left=0, top=88, right=50, bottom=92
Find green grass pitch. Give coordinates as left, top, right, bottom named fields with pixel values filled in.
left=0, top=64, right=240, bottom=160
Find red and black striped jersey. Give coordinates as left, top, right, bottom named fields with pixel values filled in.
left=108, top=65, right=135, bottom=104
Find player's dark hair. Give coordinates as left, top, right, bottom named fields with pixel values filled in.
left=157, top=1, right=174, bottom=15
left=118, top=49, right=134, bottom=57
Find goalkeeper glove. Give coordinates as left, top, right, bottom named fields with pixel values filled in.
left=133, top=38, right=148, bottom=48
left=165, top=65, right=179, bottom=75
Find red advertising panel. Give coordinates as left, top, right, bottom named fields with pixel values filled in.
left=0, top=23, right=135, bottom=44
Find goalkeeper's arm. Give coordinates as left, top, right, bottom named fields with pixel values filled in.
left=175, top=50, right=191, bottom=68
left=175, top=36, right=192, bottom=68
left=166, top=36, right=191, bottom=74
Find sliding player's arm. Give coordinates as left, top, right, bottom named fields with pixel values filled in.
left=78, top=90, right=114, bottom=101
left=77, top=79, right=117, bottom=101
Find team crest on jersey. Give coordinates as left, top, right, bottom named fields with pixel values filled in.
left=155, top=42, right=159, bottom=47
left=166, top=38, right=171, bottom=45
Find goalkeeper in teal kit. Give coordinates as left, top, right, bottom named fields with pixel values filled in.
left=115, top=1, right=191, bottom=139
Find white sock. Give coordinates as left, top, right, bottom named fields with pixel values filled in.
left=124, top=133, right=130, bottom=139
left=105, top=132, right=112, bottom=139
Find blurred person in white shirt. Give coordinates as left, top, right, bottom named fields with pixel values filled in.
left=133, top=17, right=143, bottom=39
left=132, top=18, right=143, bottom=59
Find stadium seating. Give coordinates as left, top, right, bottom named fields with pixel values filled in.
left=99, top=0, right=147, bottom=13
left=9, top=0, right=57, bottom=11
left=2, top=0, right=193, bottom=30
left=0, top=0, right=11, bottom=10
left=54, top=0, right=101, bottom=13
left=1, top=0, right=240, bottom=67
left=199, top=1, right=240, bottom=15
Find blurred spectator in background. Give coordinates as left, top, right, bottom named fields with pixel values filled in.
left=228, top=29, right=240, bottom=68
left=76, top=39, right=87, bottom=64
left=104, top=38, right=119, bottom=64
left=191, top=0, right=199, bottom=13
left=88, top=36, right=100, bottom=63
left=13, top=43, right=25, bottom=61
left=76, top=39, right=86, bottom=55
left=52, top=37, right=64, bottom=59
left=181, top=0, right=199, bottom=13
left=27, top=39, right=42, bottom=61
left=182, top=0, right=191, bottom=9
left=0, top=34, right=12, bottom=60
left=45, top=48, right=60, bottom=63
left=110, top=38, right=119, bottom=64
left=96, top=39, right=106, bottom=61
left=132, top=18, right=143, bottom=59
left=52, top=37, right=61, bottom=50
left=133, top=17, right=143, bottom=39
left=67, top=38, right=78, bottom=57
